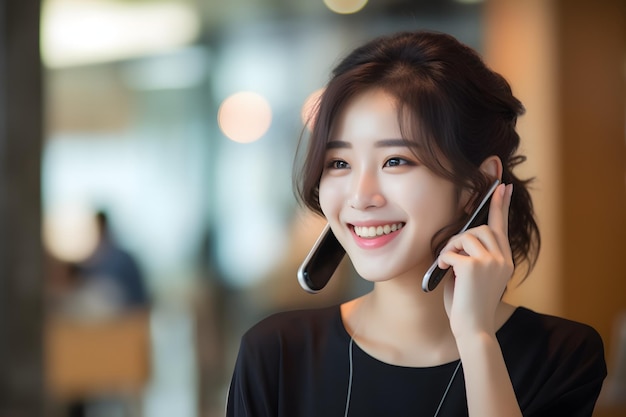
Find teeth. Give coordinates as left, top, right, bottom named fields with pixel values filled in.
left=354, top=223, right=404, bottom=238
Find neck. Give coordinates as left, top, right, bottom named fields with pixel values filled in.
left=343, top=279, right=459, bottom=367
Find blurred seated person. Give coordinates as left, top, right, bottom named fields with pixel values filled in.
left=63, top=210, right=149, bottom=318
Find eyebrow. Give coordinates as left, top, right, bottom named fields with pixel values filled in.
left=326, top=138, right=411, bottom=149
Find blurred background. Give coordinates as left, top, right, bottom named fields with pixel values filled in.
left=0, top=0, right=624, bottom=416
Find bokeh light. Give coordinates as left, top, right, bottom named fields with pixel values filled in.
left=218, top=91, right=272, bottom=143
left=323, top=0, right=368, bottom=15
left=43, top=202, right=99, bottom=263
left=42, top=0, right=200, bottom=68
left=301, top=88, right=324, bottom=131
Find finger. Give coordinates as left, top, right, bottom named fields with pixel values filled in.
left=438, top=250, right=471, bottom=270
left=458, top=226, right=500, bottom=254
left=440, top=231, right=489, bottom=257
left=487, top=183, right=507, bottom=234
left=487, top=183, right=513, bottom=255
left=501, top=184, right=512, bottom=238
left=438, top=233, right=489, bottom=268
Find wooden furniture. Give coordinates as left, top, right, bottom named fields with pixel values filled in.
left=45, top=311, right=151, bottom=402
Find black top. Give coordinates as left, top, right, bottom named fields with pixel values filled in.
left=226, top=306, right=606, bottom=417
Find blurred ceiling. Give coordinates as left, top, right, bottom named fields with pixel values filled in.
left=197, top=0, right=483, bottom=30
left=41, top=0, right=483, bottom=67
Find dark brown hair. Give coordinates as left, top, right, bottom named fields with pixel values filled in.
left=295, top=31, right=540, bottom=276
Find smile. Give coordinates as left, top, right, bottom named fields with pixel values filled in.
left=353, top=223, right=405, bottom=238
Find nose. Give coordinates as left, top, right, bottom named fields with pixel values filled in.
left=347, top=170, right=385, bottom=210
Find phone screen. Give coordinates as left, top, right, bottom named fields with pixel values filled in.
left=421, top=179, right=501, bottom=292
left=297, top=224, right=346, bottom=293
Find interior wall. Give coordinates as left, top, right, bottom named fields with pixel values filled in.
left=557, top=0, right=626, bottom=346
left=485, top=1, right=626, bottom=411
left=484, top=0, right=562, bottom=316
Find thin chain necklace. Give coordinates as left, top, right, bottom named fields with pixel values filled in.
left=343, top=304, right=462, bottom=417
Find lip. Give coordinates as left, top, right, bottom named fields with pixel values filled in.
left=348, top=221, right=405, bottom=249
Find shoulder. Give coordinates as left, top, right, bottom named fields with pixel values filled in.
left=246, top=305, right=341, bottom=335
left=227, top=305, right=346, bottom=415
left=502, top=306, right=604, bottom=353
left=499, top=306, right=606, bottom=386
left=241, top=305, right=343, bottom=352
left=500, top=307, right=607, bottom=415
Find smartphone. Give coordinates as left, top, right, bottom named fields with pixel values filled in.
left=421, top=179, right=501, bottom=293
left=297, top=223, right=346, bottom=293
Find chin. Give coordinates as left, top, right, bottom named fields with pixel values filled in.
left=351, top=264, right=399, bottom=283
left=351, top=258, right=428, bottom=285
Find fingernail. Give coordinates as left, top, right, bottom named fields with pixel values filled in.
left=499, top=183, right=506, bottom=197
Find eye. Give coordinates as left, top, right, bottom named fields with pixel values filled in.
left=384, top=157, right=409, bottom=167
left=327, top=159, right=350, bottom=170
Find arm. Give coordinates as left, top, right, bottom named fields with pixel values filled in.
left=439, top=183, right=523, bottom=416
left=456, top=331, right=522, bottom=417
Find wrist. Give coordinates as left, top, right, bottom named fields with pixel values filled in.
left=455, top=329, right=499, bottom=355
left=450, top=316, right=496, bottom=341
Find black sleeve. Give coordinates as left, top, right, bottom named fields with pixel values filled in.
left=226, top=330, right=279, bottom=417
left=523, top=323, right=607, bottom=417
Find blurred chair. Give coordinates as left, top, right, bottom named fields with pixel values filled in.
left=45, top=309, right=151, bottom=417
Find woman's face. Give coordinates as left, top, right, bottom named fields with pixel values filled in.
left=318, top=88, right=459, bottom=283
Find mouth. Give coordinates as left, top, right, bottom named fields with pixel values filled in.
left=352, top=222, right=405, bottom=238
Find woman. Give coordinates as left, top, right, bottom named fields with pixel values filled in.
left=226, top=31, right=606, bottom=417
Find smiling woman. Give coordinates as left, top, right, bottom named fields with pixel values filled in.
left=225, top=31, right=607, bottom=417
left=318, top=88, right=458, bottom=282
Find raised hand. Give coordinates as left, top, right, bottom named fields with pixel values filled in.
left=439, top=183, right=514, bottom=339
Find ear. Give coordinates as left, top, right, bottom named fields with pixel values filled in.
left=479, top=155, right=503, bottom=182
left=459, top=156, right=503, bottom=212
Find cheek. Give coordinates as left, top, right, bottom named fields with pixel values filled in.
left=403, top=180, right=458, bottom=233
left=318, top=177, right=342, bottom=218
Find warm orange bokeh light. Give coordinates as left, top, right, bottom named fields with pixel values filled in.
left=323, top=0, right=368, bottom=14
left=218, top=91, right=272, bottom=143
left=301, top=88, right=324, bottom=131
